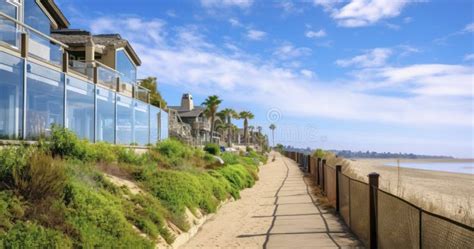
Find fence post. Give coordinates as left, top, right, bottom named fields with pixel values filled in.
left=321, top=159, right=326, bottom=193
left=336, top=165, right=342, bottom=213
left=316, top=158, right=321, bottom=186
left=368, top=173, right=379, bottom=249
left=307, top=155, right=311, bottom=174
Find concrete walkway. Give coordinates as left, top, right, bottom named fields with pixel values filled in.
left=181, top=152, right=361, bottom=249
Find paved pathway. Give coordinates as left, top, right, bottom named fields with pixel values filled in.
left=181, top=152, right=361, bottom=249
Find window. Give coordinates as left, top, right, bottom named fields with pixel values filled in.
left=0, top=51, right=23, bottom=139
left=0, top=0, right=19, bottom=47
left=26, top=62, right=64, bottom=139
left=134, top=100, right=149, bottom=145
left=149, top=106, right=160, bottom=144
left=96, top=86, right=115, bottom=143
left=116, top=94, right=133, bottom=145
left=66, top=77, right=94, bottom=141
left=24, top=0, right=50, bottom=35
left=116, top=49, right=136, bottom=84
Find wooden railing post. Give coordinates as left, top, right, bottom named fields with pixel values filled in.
left=321, top=159, right=326, bottom=193
left=20, top=33, right=28, bottom=58
left=368, top=172, right=379, bottom=249
left=336, top=165, right=342, bottom=213
left=307, top=155, right=311, bottom=173
left=316, top=158, right=321, bottom=186
left=62, top=51, right=69, bottom=73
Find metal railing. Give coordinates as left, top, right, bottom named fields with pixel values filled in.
left=283, top=151, right=474, bottom=249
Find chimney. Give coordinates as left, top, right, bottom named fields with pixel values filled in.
left=181, top=93, right=194, bottom=111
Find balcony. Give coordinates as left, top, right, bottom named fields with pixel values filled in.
left=0, top=12, right=66, bottom=67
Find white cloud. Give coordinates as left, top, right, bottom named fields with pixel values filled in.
left=246, top=29, right=266, bottom=40
left=228, top=18, right=242, bottom=27
left=463, top=22, right=474, bottom=33
left=166, top=10, right=177, bottom=18
left=201, top=0, right=254, bottom=9
left=314, top=0, right=410, bottom=27
left=403, top=17, right=412, bottom=23
left=464, top=53, right=474, bottom=61
left=273, top=43, right=312, bottom=59
left=300, top=69, right=315, bottom=78
left=86, top=16, right=473, bottom=127
left=305, top=29, right=326, bottom=38
left=336, top=48, right=392, bottom=68
left=279, top=0, right=304, bottom=14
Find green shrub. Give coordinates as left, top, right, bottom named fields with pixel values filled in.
left=204, top=143, right=220, bottom=156
left=0, top=146, right=30, bottom=190
left=90, top=142, right=117, bottom=163
left=151, top=140, right=192, bottom=167
left=220, top=153, right=240, bottom=165
left=216, top=164, right=256, bottom=199
left=0, top=191, right=24, bottom=233
left=0, top=222, right=72, bottom=248
left=117, top=147, right=148, bottom=166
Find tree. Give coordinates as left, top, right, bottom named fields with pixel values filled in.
left=249, top=125, right=255, bottom=144
left=218, top=108, right=238, bottom=147
left=139, top=77, right=167, bottom=108
left=269, top=123, right=276, bottom=147
left=239, top=111, right=254, bottom=145
left=202, top=95, right=222, bottom=143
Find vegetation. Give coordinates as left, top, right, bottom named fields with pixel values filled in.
left=0, top=126, right=267, bottom=248
left=239, top=111, right=254, bottom=145
left=217, top=108, right=239, bottom=147
left=139, top=77, right=168, bottom=108
left=204, top=143, right=220, bottom=156
left=269, top=124, right=276, bottom=147
left=202, top=95, right=223, bottom=143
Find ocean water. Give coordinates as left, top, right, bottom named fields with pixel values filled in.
left=383, top=161, right=474, bottom=174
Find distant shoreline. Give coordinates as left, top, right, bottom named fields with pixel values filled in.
left=349, top=158, right=474, bottom=163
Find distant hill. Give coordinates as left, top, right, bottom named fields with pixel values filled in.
left=284, top=146, right=453, bottom=159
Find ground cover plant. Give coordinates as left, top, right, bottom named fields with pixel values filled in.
left=0, top=126, right=267, bottom=248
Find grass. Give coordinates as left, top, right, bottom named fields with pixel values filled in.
left=0, top=126, right=267, bottom=248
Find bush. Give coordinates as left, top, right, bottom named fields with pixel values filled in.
left=0, top=146, right=29, bottom=190
left=0, top=191, right=24, bottom=233
left=204, top=143, right=220, bottom=156
left=0, top=222, right=72, bottom=248
left=117, top=147, right=148, bottom=166
left=151, top=140, right=192, bottom=167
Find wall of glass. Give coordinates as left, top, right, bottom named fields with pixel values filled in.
left=149, top=106, right=160, bottom=144
left=66, top=76, right=94, bottom=141
left=134, top=100, right=149, bottom=146
left=25, top=62, right=64, bottom=139
left=0, top=52, right=23, bottom=139
left=116, top=94, right=133, bottom=145
left=96, top=86, right=115, bottom=143
left=160, top=110, right=169, bottom=141
left=0, top=0, right=19, bottom=47
left=116, top=49, right=136, bottom=84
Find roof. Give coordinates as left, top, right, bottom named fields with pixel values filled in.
left=42, top=0, right=70, bottom=29
left=168, top=106, right=206, bottom=118
left=51, top=30, right=142, bottom=66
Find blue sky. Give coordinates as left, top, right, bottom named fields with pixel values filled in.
left=55, top=0, right=473, bottom=157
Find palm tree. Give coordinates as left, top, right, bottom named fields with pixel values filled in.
left=249, top=125, right=255, bottom=144
left=239, top=111, right=254, bottom=145
left=269, top=123, right=276, bottom=147
left=218, top=108, right=238, bottom=147
left=202, top=95, right=222, bottom=143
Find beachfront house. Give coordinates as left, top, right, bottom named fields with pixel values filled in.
left=168, top=93, right=222, bottom=145
left=0, top=0, right=168, bottom=145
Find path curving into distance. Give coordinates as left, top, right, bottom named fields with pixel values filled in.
left=181, top=152, right=361, bottom=249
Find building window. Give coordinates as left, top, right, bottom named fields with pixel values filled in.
left=0, top=52, right=23, bottom=139
left=116, top=94, right=133, bottom=145
left=66, top=76, right=94, bottom=141
left=96, top=86, right=115, bottom=143
left=116, top=49, right=136, bottom=84
left=26, top=62, right=64, bottom=139
left=24, top=0, right=50, bottom=35
left=134, top=100, right=149, bottom=145
left=0, top=0, right=19, bottom=47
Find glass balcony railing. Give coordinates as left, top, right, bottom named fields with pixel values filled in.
left=0, top=12, right=67, bottom=67
left=135, top=85, right=150, bottom=103
left=69, top=60, right=94, bottom=80
left=96, top=62, right=119, bottom=90
left=0, top=14, right=21, bottom=49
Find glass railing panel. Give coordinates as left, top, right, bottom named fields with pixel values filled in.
left=27, top=31, right=63, bottom=66
left=135, top=86, right=149, bottom=103
left=134, top=100, right=149, bottom=146
left=0, top=15, right=21, bottom=49
left=97, top=65, right=118, bottom=90
left=118, top=81, right=134, bottom=98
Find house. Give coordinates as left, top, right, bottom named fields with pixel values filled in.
left=168, top=93, right=222, bottom=145
left=0, top=0, right=167, bottom=145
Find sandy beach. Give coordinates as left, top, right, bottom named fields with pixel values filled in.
left=348, top=159, right=474, bottom=226
left=181, top=153, right=361, bottom=249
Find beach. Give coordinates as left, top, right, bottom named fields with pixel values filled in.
left=348, top=159, right=474, bottom=226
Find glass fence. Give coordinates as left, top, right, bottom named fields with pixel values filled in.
left=97, top=64, right=119, bottom=90
left=0, top=14, right=21, bottom=49
left=27, top=31, right=63, bottom=66
left=0, top=51, right=166, bottom=145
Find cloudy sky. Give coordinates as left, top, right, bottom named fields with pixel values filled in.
left=56, top=0, right=473, bottom=157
